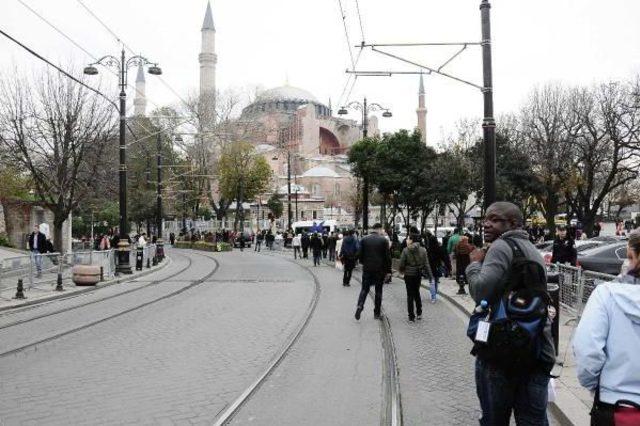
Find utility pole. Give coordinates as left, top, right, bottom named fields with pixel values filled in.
left=480, top=0, right=496, bottom=209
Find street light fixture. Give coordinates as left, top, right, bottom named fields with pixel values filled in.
left=338, top=97, right=392, bottom=232
left=84, top=49, right=162, bottom=274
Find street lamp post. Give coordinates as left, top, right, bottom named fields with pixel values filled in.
left=480, top=0, right=496, bottom=208
left=156, top=133, right=165, bottom=261
left=338, top=98, right=392, bottom=233
left=84, top=49, right=162, bottom=274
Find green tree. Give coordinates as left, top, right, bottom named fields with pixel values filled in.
left=267, top=192, right=284, bottom=219
left=347, top=137, right=380, bottom=231
left=218, top=141, right=272, bottom=230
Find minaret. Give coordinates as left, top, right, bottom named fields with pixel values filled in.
left=133, top=64, right=146, bottom=116
left=416, top=74, right=427, bottom=144
left=199, top=1, right=217, bottom=129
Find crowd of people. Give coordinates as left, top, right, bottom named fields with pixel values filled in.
left=280, top=204, right=640, bottom=425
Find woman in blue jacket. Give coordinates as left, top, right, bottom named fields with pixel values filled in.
left=573, top=230, right=640, bottom=425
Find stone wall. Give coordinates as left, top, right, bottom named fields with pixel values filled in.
left=0, top=199, right=72, bottom=252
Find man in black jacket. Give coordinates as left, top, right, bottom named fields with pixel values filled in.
left=551, top=225, right=577, bottom=266
left=355, top=223, right=392, bottom=320
left=28, top=225, right=47, bottom=278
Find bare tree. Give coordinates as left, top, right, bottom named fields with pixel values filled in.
left=0, top=69, right=116, bottom=251
left=521, top=84, right=573, bottom=235
left=562, top=81, right=640, bottom=236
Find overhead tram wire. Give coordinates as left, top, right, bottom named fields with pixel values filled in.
left=15, top=0, right=169, bottom=142
left=0, top=27, right=117, bottom=110
left=336, top=0, right=365, bottom=107
left=76, top=0, right=192, bottom=111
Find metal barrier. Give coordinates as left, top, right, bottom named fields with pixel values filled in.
left=547, top=263, right=617, bottom=323
left=0, top=249, right=119, bottom=298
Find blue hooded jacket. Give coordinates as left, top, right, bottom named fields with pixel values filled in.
left=573, top=273, right=640, bottom=405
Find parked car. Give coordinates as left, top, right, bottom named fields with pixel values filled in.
left=576, top=242, right=627, bottom=275
left=539, top=240, right=607, bottom=264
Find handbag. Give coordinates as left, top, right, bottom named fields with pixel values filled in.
left=591, top=382, right=640, bottom=425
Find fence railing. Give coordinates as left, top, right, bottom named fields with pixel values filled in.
left=0, top=244, right=160, bottom=298
left=548, top=263, right=618, bottom=323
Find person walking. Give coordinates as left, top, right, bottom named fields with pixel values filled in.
left=321, top=233, right=329, bottom=259
left=454, top=235, right=474, bottom=294
left=573, top=229, right=640, bottom=425
left=355, top=223, right=392, bottom=320
left=310, top=232, right=323, bottom=266
left=169, top=232, right=176, bottom=246
left=238, top=232, right=245, bottom=252
left=292, top=233, right=302, bottom=259
left=398, top=233, right=433, bottom=321
left=328, top=232, right=337, bottom=261
left=255, top=231, right=264, bottom=252
left=466, top=202, right=555, bottom=426
left=266, top=230, right=275, bottom=250
left=425, top=231, right=447, bottom=303
left=301, top=231, right=310, bottom=259
left=550, top=225, right=577, bottom=266
left=28, top=225, right=47, bottom=278
left=339, top=230, right=359, bottom=287
left=447, top=227, right=463, bottom=277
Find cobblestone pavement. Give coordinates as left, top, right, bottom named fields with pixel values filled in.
left=0, top=250, right=315, bottom=425
left=380, top=275, right=481, bottom=425
left=231, top=254, right=383, bottom=426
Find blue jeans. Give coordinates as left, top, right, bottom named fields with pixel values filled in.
left=429, top=277, right=439, bottom=301
left=32, top=250, right=43, bottom=275
left=475, top=359, right=549, bottom=426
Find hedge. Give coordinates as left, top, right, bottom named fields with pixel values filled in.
left=173, top=241, right=233, bottom=252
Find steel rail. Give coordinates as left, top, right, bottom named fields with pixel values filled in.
left=213, top=253, right=322, bottom=426
left=0, top=250, right=220, bottom=358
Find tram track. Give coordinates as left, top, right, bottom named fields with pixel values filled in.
left=0, top=251, right=189, bottom=330
left=215, top=251, right=402, bottom=426
left=213, top=253, right=321, bottom=426
left=0, top=250, right=220, bottom=358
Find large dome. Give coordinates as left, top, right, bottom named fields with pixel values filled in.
left=242, top=84, right=330, bottom=117
left=256, top=85, right=318, bottom=103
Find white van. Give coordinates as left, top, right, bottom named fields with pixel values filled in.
left=292, top=220, right=339, bottom=235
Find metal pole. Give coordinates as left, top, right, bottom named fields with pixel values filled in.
left=362, top=97, right=369, bottom=233
left=480, top=0, right=496, bottom=209
left=182, top=192, right=187, bottom=232
left=116, top=48, right=132, bottom=274
left=156, top=133, right=163, bottom=239
left=287, top=150, right=293, bottom=231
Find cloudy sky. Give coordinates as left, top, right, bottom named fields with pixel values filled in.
left=2, top=0, right=639, bottom=144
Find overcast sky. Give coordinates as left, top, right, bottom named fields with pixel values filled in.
left=2, top=0, right=639, bottom=144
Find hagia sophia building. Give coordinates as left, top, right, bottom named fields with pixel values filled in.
left=133, top=2, right=428, bottom=228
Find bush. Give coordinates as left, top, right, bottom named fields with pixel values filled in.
left=0, top=233, right=13, bottom=248
left=173, top=240, right=233, bottom=252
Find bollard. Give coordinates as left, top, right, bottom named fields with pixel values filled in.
left=146, top=258, right=151, bottom=269
left=55, top=273, right=64, bottom=292
left=547, top=282, right=560, bottom=356
left=14, top=279, right=26, bottom=299
left=135, top=248, right=144, bottom=271
left=100, top=266, right=104, bottom=282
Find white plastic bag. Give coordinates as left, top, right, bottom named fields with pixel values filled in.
left=335, top=260, right=344, bottom=271
left=547, top=378, right=557, bottom=403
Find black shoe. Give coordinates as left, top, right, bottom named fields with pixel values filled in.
left=355, top=307, right=363, bottom=320
left=457, top=289, right=467, bottom=295
left=374, top=313, right=381, bottom=320
left=408, top=316, right=415, bottom=322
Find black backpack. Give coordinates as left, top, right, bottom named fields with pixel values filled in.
left=468, top=237, right=550, bottom=372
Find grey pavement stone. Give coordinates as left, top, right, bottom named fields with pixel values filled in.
left=0, top=250, right=315, bottom=425
left=230, top=255, right=382, bottom=426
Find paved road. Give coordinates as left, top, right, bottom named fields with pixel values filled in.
left=231, top=254, right=383, bottom=426
left=0, top=250, right=315, bottom=425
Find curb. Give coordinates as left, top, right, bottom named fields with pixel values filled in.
left=0, top=256, right=172, bottom=313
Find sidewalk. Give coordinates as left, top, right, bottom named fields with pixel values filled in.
left=0, top=256, right=171, bottom=312
left=418, top=275, right=591, bottom=426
